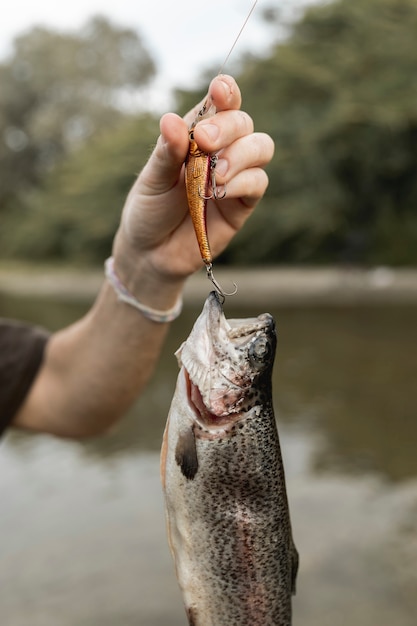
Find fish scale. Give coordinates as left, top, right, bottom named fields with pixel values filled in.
left=161, top=292, right=298, bottom=626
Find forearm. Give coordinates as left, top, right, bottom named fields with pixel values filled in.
left=13, top=255, right=184, bottom=438
left=12, top=75, right=274, bottom=439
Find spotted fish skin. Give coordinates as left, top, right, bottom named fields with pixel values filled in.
left=161, top=292, right=298, bottom=626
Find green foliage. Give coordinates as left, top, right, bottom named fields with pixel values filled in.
left=3, top=1, right=417, bottom=266
left=1, top=114, right=159, bottom=263
left=179, top=0, right=417, bottom=265
left=0, top=16, right=155, bottom=214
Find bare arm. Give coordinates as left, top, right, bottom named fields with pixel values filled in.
left=12, top=75, right=274, bottom=438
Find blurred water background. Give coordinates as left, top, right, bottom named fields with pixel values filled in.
left=1, top=273, right=416, bottom=626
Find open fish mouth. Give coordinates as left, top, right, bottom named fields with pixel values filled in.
left=177, top=292, right=276, bottom=433
left=205, top=290, right=275, bottom=339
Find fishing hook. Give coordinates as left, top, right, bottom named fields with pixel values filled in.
left=206, top=263, right=237, bottom=301
left=196, top=157, right=227, bottom=201
left=198, top=186, right=214, bottom=201
left=197, top=180, right=226, bottom=201
left=210, top=154, right=227, bottom=200
left=211, top=172, right=227, bottom=200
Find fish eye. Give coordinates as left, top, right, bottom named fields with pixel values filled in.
left=249, top=335, right=270, bottom=366
left=189, top=131, right=194, bottom=140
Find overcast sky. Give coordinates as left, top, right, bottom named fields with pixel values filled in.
left=0, top=0, right=319, bottom=110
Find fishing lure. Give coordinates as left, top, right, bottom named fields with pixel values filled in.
left=185, top=0, right=259, bottom=299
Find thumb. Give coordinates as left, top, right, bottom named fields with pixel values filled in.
left=137, top=113, right=189, bottom=196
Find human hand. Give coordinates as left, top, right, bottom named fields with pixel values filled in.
left=113, top=74, right=274, bottom=291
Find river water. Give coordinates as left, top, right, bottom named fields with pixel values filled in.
left=0, top=290, right=416, bottom=625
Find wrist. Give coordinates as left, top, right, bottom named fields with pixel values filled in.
left=112, top=230, right=186, bottom=311
left=104, top=257, right=183, bottom=322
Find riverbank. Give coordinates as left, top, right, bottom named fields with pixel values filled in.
left=1, top=263, right=417, bottom=306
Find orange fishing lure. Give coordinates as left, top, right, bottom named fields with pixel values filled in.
left=185, top=102, right=225, bottom=267
left=184, top=0, right=258, bottom=297
left=185, top=124, right=213, bottom=266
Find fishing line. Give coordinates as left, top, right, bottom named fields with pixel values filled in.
left=188, top=0, right=259, bottom=300
left=217, top=0, right=259, bottom=76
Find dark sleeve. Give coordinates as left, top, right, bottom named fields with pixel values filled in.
left=0, top=319, right=50, bottom=437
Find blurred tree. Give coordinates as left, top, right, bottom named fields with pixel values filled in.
left=1, top=113, right=159, bottom=263
left=178, top=0, right=417, bottom=265
left=0, top=16, right=155, bottom=215
left=4, top=0, right=417, bottom=266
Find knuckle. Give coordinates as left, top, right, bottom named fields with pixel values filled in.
left=236, top=110, right=254, bottom=134
left=253, top=132, right=275, bottom=165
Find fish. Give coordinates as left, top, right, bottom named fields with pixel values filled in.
left=160, top=291, right=299, bottom=626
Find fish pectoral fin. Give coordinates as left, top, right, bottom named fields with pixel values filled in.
left=186, top=606, right=198, bottom=626
left=290, top=541, right=299, bottom=595
left=175, top=427, right=198, bottom=481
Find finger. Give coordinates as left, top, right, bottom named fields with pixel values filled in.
left=203, top=167, right=270, bottom=260
left=194, top=110, right=254, bottom=154
left=212, top=132, right=275, bottom=185
left=219, top=168, right=270, bottom=215
left=160, top=112, right=190, bottom=162
left=182, top=74, right=242, bottom=129
left=209, top=74, right=241, bottom=112
left=136, top=113, right=189, bottom=196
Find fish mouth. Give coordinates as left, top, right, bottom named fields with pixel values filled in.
left=180, top=292, right=276, bottom=434
left=206, top=290, right=275, bottom=339
left=185, top=367, right=257, bottom=440
left=185, top=369, right=228, bottom=427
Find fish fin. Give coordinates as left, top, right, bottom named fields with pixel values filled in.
left=290, top=541, right=299, bottom=595
left=175, top=343, right=186, bottom=367
left=175, top=427, right=198, bottom=480
left=186, top=606, right=198, bottom=625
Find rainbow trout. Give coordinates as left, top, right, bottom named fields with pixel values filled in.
left=161, top=291, right=298, bottom=626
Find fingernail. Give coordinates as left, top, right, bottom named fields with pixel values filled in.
left=199, top=123, right=219, bottom=141
left=211, top=75, right=233, bottom=98
left=219, top=77, right=233, bottom=96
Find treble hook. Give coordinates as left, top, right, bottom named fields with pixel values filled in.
left=211, top=171, right=227, bottom=200
left=197, top=179, right=226, bottom=201
left=198, top=185, right=214, bottom=201
left=210, top=155, right=227, bottom=200
left=206, top=263, right=238, bottom=301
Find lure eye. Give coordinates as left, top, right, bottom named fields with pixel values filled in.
left=249, top=335, right=271, bottom=367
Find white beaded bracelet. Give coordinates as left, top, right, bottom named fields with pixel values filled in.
left=104, top=257, right=183, bottom=323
